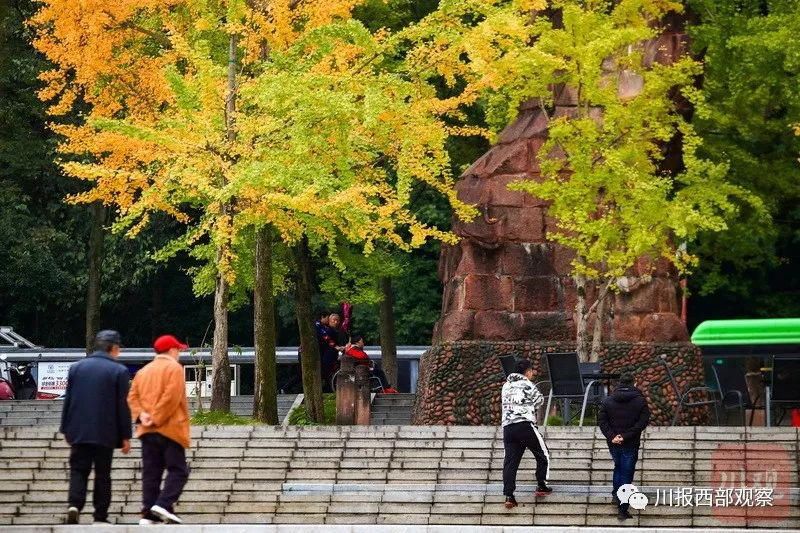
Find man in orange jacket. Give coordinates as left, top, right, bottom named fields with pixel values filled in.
left=128, top=335, right=190, bottom=525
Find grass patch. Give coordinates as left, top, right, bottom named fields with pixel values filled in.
left=288, top=393, right=337, bottom=425
left=191, top=410, right=258, bottom=426
left=545, top=413, right=597, bottom=426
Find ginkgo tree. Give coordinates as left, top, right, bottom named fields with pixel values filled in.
left=403, top=0, right=761, bottom=361
left=31, top=0, right=475, bottom=420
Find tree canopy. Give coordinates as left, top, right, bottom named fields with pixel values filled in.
left=1, top=0, right=799, bottom=358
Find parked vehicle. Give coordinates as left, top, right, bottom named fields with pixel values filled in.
left=0, top=355, right=16, bottom=400
left=0, top=355, right=39, bottom=400
left=9, top=360, right=37, bottom=399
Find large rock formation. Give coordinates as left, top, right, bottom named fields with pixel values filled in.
left=417, top=19, right=706, bottom=425
left=433, top=30, right=691, bottom=345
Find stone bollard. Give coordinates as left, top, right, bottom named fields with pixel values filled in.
left=335, top=357, right=357, bottom=425
left=354, top=364, right=372, bottom=425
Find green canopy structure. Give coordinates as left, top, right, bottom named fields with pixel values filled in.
left=691, top=318, right=800, bottom=346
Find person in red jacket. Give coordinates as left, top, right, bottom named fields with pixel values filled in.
left=344, top=335, right=398, bottom=393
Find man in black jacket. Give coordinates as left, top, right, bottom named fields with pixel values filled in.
left=598, top=372, right=650, bottom=521
left=60, top=330, right=132, bottom=525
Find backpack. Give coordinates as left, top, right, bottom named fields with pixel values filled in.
left=0, top=379, right=14, bottom=400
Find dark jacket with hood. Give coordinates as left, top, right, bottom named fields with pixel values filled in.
left=598, top=385, right=650, bottom=448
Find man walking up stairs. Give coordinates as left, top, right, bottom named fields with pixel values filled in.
left=60, top=330, right=132, bottom=525
left=128, top=335, right=191, bottom=525
left=501, top=358, right=552, bottom=509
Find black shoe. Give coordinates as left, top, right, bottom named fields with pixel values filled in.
left=504, top=496, right=518, bottom=509
left=617, top=507, right=632, bottom=520
left=535, top=483, right=553, bottom=496
left=66, top=506, right=79, bottom=525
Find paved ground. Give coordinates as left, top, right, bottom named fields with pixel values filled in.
left=3, top=525, right=797, bottom=532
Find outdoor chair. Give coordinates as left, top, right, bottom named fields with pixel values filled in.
left=542, top=352, right=599, bottom=427
left=330, top=358, right=384, bottom=393
left=579, top=361, right=610, bottom=401
left=658, top=354, right=719, bottom=426
left=712, top=363, right=762, bottom=426
left=768, top=356, right=800, bottom=426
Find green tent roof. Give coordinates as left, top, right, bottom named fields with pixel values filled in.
left=691, top=318, right=800, bottom=346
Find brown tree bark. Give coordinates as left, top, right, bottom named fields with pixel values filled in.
left=253, top=226, right=278, bottom=423
left=209, top=34, right=238, bottom=413
left=85, top=202, right=106, bottom=353
left=589, top=292, right=606, bottom=363
left=575, top=273, right=589, bottom=362
left=292, top=237, right=324, bottom=422
left=150, top=271, right=163, bottom=340
left=378, top=276, right=398, bottom=389
left=210, top=265, right=231, bottom=412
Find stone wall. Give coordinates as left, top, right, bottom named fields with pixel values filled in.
left=413, top=341, right=708, bottom=426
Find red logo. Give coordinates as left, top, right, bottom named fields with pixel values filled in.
left=711, top=443, right=792, bottom=525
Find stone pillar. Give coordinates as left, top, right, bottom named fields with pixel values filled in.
left=335, top=357, right=356, bottom=425
left=354, top=365, right=372, bottom=425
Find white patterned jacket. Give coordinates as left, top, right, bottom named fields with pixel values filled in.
left=501, top=373, right=544, bottom=427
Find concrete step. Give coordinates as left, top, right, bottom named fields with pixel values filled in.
left=370, top=394, right=414, bottom=425
left=0, top=395, right=299, bottom=427
left=2, top=425, right=799, bottom=526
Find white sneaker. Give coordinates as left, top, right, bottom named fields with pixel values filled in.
left=138, top=518, right=158, bottom=525
left=66, top=506, right=79, bottom=524
left=150, top=505, right=183, bottom=524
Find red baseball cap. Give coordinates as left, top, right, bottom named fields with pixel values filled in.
left=153, top=335, right=188, bottom=354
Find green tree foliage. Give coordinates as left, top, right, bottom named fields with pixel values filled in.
left=406, top=0, right=759, bottom=359
left=687, top=0, right=800, bottom=322
left=0, top=0, right=87, bottom=343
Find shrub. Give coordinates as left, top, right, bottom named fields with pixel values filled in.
left=288, top=394, right=337, bottom=425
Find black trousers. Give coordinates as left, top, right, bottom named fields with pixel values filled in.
left=140, top=433, right=190, bottom=513
left=502, top=421, right=550, bottom=496
left=68, top=444, right=114, bottom=521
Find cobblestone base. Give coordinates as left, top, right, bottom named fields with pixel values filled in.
left=413, top=341, right=707, bottom=425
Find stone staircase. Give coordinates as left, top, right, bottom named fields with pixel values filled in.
left=0, top=396, right=299, bottom=427
left=370, top=394, right=414, bottom=425
left=0, top=425, right=797, bottom=528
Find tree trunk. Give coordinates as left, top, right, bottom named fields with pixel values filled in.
left=209, top=33, right=237, bottom=413
left=575, top=274, right=589, bottom=362
left=253, top=227, right=278, bottom=423
left=292, top=237, right=324, bottom=422
left=210, top=268, right=231, bottom=412
left=85, top=202, right=106, bottom=353
left=378, top=276, right=398, bottom=389
left=150, top=271, right=163, bottom=340
left=589, top=292, right=606, bottom=362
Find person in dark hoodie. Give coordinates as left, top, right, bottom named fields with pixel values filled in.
left=598, top=372, right=651, bottom=521
left=501, top=358, right=552, bottom=509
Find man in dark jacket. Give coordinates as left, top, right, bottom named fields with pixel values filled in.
left=316, top=311, right=339, bottom=391
left=598, top=372, right=650, bottom=521
left=60, top=330, right=132, bottom=525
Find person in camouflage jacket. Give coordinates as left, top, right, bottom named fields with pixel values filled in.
left=501, top=358, right=552, bottom=508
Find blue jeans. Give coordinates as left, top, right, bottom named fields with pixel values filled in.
left=609, top=445, right=638, bottom=507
